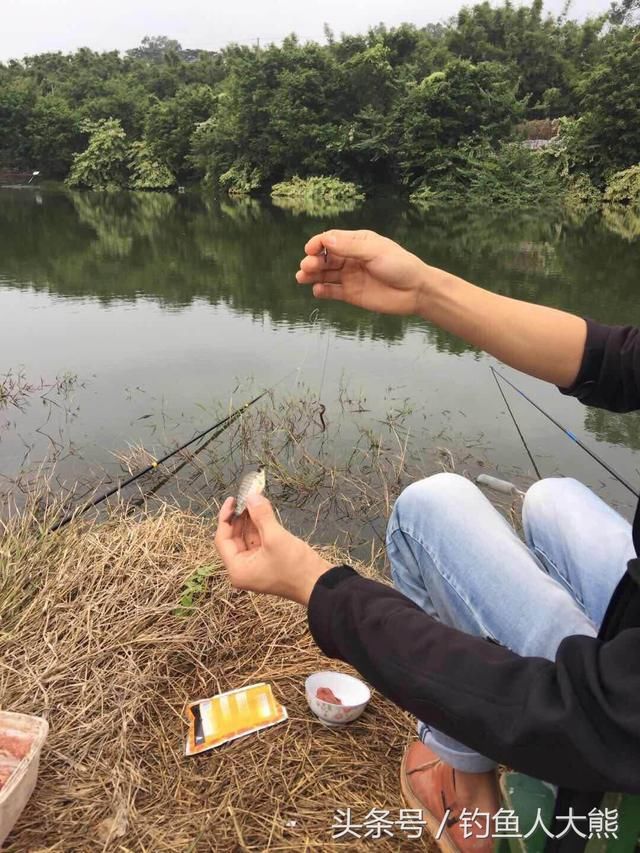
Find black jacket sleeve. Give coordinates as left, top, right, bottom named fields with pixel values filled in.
left=308, top=565, right=640, bottom=793
left=560, top=320, right=640, bottom=412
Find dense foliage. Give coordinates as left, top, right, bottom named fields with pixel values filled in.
left=270, top=176, right=365, bottom=214
left=66, top=119, right=175, bottom=190
left=271, top=176, right=364, bottom=200
left=127, top=140, right=176, bottom=190
left=67, top=118, right=129, bottom=189
left=0, top=5, right=639, bottom=197
left=604, top=164, right=640, bottom=207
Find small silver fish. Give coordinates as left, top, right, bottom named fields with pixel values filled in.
left=234, top=465, right=266, bottom=516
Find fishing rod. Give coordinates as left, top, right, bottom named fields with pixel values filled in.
left=491, top=366, right=639, bottom=499
left=49, top=308, right=330, bottom=533
left=49, top=390, right=268, bottom=532
left=127, top=408, right=249, bottom=509
left=491, top=366, right=542, bottom=480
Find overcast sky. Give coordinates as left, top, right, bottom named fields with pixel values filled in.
left=3, top=0, right=610, bottom=62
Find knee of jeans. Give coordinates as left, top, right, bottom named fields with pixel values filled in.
left=388, top=472, right=474, bottom=538
left=522, top=477, right=582, bottom=545
left=388, top=474, right=472, bottom=593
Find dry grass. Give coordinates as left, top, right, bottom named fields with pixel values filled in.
left=0, top=502, right=433, bottom=852
left=0, top=388, right=525, bottom=851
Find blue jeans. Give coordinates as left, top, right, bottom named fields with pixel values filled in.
left=386, top=473, right=635, bottom=773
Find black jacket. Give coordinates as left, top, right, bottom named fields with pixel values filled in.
left=306, top=320, right=640, bottom=849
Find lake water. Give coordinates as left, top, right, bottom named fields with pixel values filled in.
left=1, top=186, right=640, bottom=532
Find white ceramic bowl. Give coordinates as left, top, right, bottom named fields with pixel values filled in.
left=305, top=671, right=371, bottom=727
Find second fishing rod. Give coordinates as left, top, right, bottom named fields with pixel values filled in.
left=491, top=366, right=639, bottom=500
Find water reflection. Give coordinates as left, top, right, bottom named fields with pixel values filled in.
left=72, top=192, right=176, bottom=258
left=271, top=195, right=362, bottom=217
left=601, top=205, right=640, bottom=242
left=1, top=186, right=639, bottom=341
left=585, top=408, right=640, bottom=451
left=2, top=187, right=640, bottom=503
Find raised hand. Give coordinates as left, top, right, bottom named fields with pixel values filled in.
left=296, top=229, right=431, bottom=317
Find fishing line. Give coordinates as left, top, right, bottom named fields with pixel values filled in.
left=316, top=322, right=332, bottom=432
left=50, top=278, right=338, bottom=532
left=318, top=244, right=334, bottom=399
left=313, top=245, right=335, bottom=430
left=318, top=317, right=331, bottom=402
left=491, top=366, right=639, bottom=499
left=302, top=307, right=331, bottom=432
left=295, top=307, right=321, bottom=388
left=491, top=366, right=542, bottom=480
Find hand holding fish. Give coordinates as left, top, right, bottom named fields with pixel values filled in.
left=215, top=494, right=332, bottom=606
left=297, top=229, right=433, bottom=317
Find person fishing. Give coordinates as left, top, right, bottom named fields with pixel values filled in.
left=214, top=229, right=640, bottom=853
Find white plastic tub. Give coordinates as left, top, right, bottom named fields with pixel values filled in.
left=0, top=711, right=49, bottom=846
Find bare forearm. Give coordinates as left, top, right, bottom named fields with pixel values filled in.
left=420, top=267, right=587, bottom=387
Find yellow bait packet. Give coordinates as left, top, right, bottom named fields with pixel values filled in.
left=184, top=682, right=288, bottom=756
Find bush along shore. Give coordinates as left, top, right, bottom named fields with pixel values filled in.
left=1, top=1, right=639, bottom=210
left=60, top=119, right=640, bottom=219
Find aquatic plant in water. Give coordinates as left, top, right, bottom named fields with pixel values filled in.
left=270, top=175, right=365, bottom=202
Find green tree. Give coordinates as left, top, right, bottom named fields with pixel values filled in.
left=126, top=36, right=183, bottom=64
left=446, top=0, right=605, bottom=116
left=571, top=38, right=640, bottom=182
left=604, top=164, right=640, bottom=207
left=0, top=76, right=36, bottom=167
left=396, top=59, right=523, bottom=186
left=79, top=75, right=151, bottom=137
left=190, top=40, right=342, bottom=188
left=608, top=0, right=640, bottom=26
left=0, top=5, right=638, bottom=198
left=67, top=118, right=129, bottom=189
left=328, top=105, right=396, bottom=186
left=128, top=140, right=176, bottom=189
left=25, top=94, right=81, bottom=178
left=145, top=84, right=217, bottom=177
left=344, top=43, right=396, bottom=112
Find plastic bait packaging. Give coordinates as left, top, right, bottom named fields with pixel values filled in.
left=184, top=682, right=287, bottom=756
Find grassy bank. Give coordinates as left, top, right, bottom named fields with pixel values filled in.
left=0, top=374, right=526, bottom=848
left=1, top=502, right=431, bottom=851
